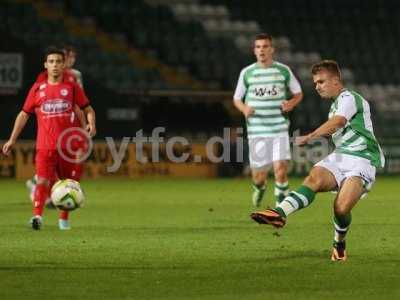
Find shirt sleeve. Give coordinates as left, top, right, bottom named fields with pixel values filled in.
left=233, top=69, right=247, bottom=101
left=287, top=67, right=302, bottom=94
left=335, top=93, right=357, bottom=121
left=73, top=83, right=90, bottom=108
left=22, top=84, right=38, bottom=114
left=35, top=71, right=47, bottom=83
left=64, top=70, right=77, bottom=84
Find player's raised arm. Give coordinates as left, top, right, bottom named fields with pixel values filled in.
left=2, top=111, right=30, bottom=155
left=296, top=115, right=347, bottom=146
left=311, top=115, right=347, bottom=138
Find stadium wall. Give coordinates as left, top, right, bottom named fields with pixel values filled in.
left=0, top=141, right=218, bottom=179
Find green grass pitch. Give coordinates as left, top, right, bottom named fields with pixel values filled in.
left=0, top=177, right=399, bottom=299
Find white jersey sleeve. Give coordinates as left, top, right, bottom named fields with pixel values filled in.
left=335, top=93, right=357, bottom=121
left=233, top=69, right=247, bottom=101
left=287, top=68, right=302, bottom=94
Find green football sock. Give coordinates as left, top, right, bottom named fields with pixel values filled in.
left=252, top=183, right=265, bottom=190
left=252, top=183, right=266, bottom=197
left=275, top=185, right=316, bottom=218
left=252, top=183, right=266, bottom=206
left=274, top=181, right=289, bottom=204
left=333, top=213, right=352, bottom=242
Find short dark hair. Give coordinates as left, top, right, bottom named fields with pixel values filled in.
left=311, top=60, right=341, bottom=80
left=254, top=33, right=273, bottom=43
left=44, top=46, right=65, bottom=62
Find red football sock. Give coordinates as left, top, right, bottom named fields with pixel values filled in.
left=33, top=183, right=50, bottom=216
left=59, top=210, right=69, bottom=221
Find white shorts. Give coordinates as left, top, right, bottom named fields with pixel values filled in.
left=315, top=152, right=376, bottom=192
left=248, top=134, right=291, bottom=170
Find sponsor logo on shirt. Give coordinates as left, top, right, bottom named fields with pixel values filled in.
left=41, top=99, right=71, bottom=114
left=60, top=88, right=68, bottom=96
left=253, top=85, right=279, bottom=97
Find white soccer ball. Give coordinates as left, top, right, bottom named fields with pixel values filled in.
left=51, top=179, right=85, bottom=211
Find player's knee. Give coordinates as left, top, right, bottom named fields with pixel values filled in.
left=334, top=202, right=350, bottom=216
left=303, top=173, right=323, bottom=190
left=274, top=167, right=287, bottom=182
left=252, top=171, right=266, bottom=184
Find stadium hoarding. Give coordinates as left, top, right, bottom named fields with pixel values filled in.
left=84, top=142, right=218, bottom=178
left=0, top=141, right=219, bottom=179
left=1, top=141, right=400, bottom=179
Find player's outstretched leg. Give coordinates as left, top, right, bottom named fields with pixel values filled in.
left=251, top=167, right=336, bottom=228
left=251, top=185, right=315, bottom=228
left=251, top=208, right=286, bottom=228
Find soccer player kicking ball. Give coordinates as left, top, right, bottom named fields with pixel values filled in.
left=251, top=60, right=385, bottom=261
left=2, top=47, right=96, bottom=230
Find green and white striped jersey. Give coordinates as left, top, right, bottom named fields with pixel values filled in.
left=329, top=89, right=385, bottom=168
left=234, top=61, right=302, bottom=138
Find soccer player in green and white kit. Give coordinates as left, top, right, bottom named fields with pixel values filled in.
left=251, top=60, right=385, bottom=261
left=233, top=33, right=303, bottom=207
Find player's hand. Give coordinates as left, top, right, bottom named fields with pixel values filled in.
left=295, top=135, right=312, bottom=146
left=86, top=123, right=96, bottom=137
left=281, top=100, right=295, bottom=112
left=2, top=140, right=15, bottom=156
left=242, top=105, right=255, bottom=118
